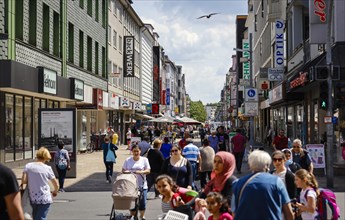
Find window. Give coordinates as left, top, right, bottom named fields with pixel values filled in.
left=102, top=0, right=106, bottom=28
left=112, top=63, right=118, bottom=85
left=113, top=0, right=117, bottom=16
left=68, top=22, right=74, bottom=63
left=113, top=30, right=117, bottom=47
left=108, top=25, right=112, bottom=45
left=119, top=6, right=122, bottom=22
left=79, top=30, right=84, bottom=67
left=79, top=0, right=84, bottom=9
left=108, top=0, right=111, bottom=10
left=102, top=47, right=106, bottom=77
left=95, top=0, right=99, bottom=22
left=29, top=0, right=37, bottom=46
left=42, top=3, right=50, bottom=52
left=15, top=0, right=23, bottom=40
left=108, top=60, right=112, bottom=74
left=15, top=96, right=23, bottom=160
left=87, top=0, right=92, bottom=16
left=95, top=41, right=99, bottom=74
left=118, top=36, right=122, bottom=52
left=87, top=36, right=92, bottom=71
left=53, top=11, right=60, bottom=57
left=5, top=94, right=14, bottom=162
left=24, top=97, right=33, bottom=159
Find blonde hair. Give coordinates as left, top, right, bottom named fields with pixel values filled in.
left=295, top=169, right=319, bottom=193
left=153, top=139, right=162, bottom=149
left=36, top=147, right=52, bottom=161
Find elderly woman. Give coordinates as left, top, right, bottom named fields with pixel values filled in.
left=231, top=150, right=293, bottom=220
left=291, top=139, right=313, bottom=173
left=147, top=139, right=164, bottom=198
left=122, top=144, right=151, bottom=220
left=21, top=147, right=59, bottom=220
left=201, top=151, right=237, bottom=204
left=160, top=145, right=193, bottom=189
left=271, top=150, right=297, bottom=200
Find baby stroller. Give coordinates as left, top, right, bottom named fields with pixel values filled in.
left=109, top=173, right=143, bottom=220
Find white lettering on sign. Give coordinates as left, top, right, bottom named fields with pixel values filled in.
left=124, top=36, right=135, bottom=77
left=242, top=40, right=250, bottom=80
left=275, top=19, right=285, bottom=69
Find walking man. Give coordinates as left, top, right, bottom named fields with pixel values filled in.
left=182, top=138, right=202, bottom=190
left=231, top=129, right=247, bottom=174
left=272, top=129, right=288, bottom=151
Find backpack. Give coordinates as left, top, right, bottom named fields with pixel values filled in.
left=57, top=151, right=68, bottom=170
left=305, top=188, right=340, bottom=220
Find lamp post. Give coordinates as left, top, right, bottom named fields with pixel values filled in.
left=234, top=33, right=255, bottom=147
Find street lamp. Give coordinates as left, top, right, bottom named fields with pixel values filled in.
left=234, top=33, right=255, bottom=148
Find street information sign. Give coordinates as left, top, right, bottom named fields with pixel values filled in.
left=245, top=88, right=258, bottom=102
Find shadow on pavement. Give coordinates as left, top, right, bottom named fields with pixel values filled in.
left=65, top=172, right=119, bottom=192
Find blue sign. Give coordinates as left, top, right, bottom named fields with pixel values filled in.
left=166, top=88, right=170, bottom=105
left=247, top=89, right=256, bottom=97
left=332, top=116, right=338, bottom=124
left=146, top=104, right=152, bottom=114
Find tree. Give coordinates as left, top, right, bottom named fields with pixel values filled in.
left=190, top=100, right=207, bottom=122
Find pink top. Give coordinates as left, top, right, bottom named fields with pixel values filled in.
left=208, top=212, right=233, bottom=220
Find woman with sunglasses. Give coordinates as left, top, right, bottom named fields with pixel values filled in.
left=291, top=139, right=313, bottom=173
left=271, top=151, right=297, bottom=200
left=160, top=145, right=193, bottom=189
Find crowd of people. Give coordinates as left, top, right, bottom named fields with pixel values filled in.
left=0, top=123, right=324, bottom=220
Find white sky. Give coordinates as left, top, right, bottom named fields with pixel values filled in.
left=132, top=0, right=248, bottom=104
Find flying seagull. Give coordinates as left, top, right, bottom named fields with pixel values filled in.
left=197, top=13, right=220, bottom=19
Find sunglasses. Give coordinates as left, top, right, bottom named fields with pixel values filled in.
left=171, top=149, right=178, bottom=153
left=273, top=158, right=283, bottom=162
left=292, top=146, right=300, bottom=148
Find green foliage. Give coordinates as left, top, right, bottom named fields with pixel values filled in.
left=190, top=100, right=207, bottom=122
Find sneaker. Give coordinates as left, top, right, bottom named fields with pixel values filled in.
left=106, top=180, right=110, bottom=183
left=58, top=189, right=65, bottom=192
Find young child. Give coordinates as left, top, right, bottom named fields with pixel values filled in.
left=206, top=192, right=233, bottom=220
left=155, top=175, right=183, bottom=213
left=294, top=169, right=319, bottom=220
left=194, top=198, right=207, bottom=220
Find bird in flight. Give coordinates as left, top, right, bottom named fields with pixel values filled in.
left=197, top=13, right=220, bottom=19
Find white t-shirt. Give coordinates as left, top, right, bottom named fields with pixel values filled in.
left=300, top=188, right=318, bottom=220
left=273, top=170, right=287, bottom=186
left=24, top=162, right=55, bottom=204
left=126, top=131, right=132, bottom=139
left=122, top=157, right=150, bottom=189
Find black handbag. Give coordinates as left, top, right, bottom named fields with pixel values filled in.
left=174, top=205, right=194, bottom=220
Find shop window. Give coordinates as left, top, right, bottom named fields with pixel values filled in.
left=24, top=97, right=33, bottom=159
left=34, top=98, right=40, bottom=148
left=314, top=101, right=319, bottom=143
left=5, top=94, right=14, bottom=162
left=42, top=3, right=50, bottom=52
left=15, top=96, right=23, bottom=160
left=29, top=0, right=37, bottom=46
left=102, top=46, right=106, bottom=77
left=54, top=101, right=59, bottom=108
left=68, top=22, right=74, bottom=63
left=41, top=99, right=47, bottom=108
left=48, top=100, right=54, bottom=108
left=15, top=0, right=23, bottom=40
left=87, top=36, right=92, bottom=72
left=102, top=0, right=106, bottom=28
left=95, top=41, right=99, bottom=75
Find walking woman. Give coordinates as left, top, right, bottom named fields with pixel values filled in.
left=21, top=147, right=59, bottom=220
left=122, top=144, right=151, bottom=220
left=161, top=145, right=193, bottom=189
left=102, top=136, right=118, bottom=183
left=54, top=140, right=70, bottom=192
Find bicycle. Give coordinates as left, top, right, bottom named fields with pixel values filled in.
left=86, top=141, right=95, bottom=153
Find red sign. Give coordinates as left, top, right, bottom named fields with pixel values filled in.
left=152, top=104, right=159, bottom=114
left=261, top=81, right=269, bottom=90
left=93, top=88, right=103, bottom=110
left=313, top=0, right=327, bottom=22
left=290, top=72, right=308, bottom=89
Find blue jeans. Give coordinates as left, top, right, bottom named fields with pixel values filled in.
left=139, top=189, right=148, bottom=210
left=31, top=203, right=51, bottom=220
left=190, top=161, right=198, bottom=190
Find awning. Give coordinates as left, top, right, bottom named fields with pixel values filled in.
left=135, top=113, right=154, bottom=120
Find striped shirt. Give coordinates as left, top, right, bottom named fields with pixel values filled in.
left=182, top=144, right=200, bottom=162
left=161, top=200, right=172, bottom=213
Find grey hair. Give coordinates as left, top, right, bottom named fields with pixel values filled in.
left=292, top=138, right=302, bottom=146
left=248, top=150, right=272, bottom=172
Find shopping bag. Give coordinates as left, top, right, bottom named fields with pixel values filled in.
left=21, top=187, right=33, bottom=220
left=106, top=144, right=116, bottom=163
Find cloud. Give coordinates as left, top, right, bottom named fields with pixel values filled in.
left=132, top=1, right=247, bottom=104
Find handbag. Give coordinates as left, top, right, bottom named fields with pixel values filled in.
left=106, top=143, right=116, bottom=163
left=21, top=185, right=33, bottom=220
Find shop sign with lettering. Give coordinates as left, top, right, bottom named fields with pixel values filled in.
left=38, top=67, right=57, bottom=95
left=275, top=19, right=285, bottom=69
left=289, top=72, right=309, bottom=89
left=70, top=78, right=84, bottom=101
left=242, top=39, right=250, bottom=80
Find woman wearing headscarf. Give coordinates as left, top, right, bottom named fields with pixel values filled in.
left=200, top=151, right=237, bottom=204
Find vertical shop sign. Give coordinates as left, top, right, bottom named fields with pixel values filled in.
left=166, top=88, right=170, bottom=105
left=123, top=36, right=135, bottom=77
left=309, top=0, right=329, bottom=44
left=152, top=46, right=160, bottom=102
left=242, top=39, right=250, bottom=81
left=275, top=19, right=285, bottom=69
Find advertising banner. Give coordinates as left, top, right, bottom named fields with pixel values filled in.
left=275, top=19, right=285, bottom=69
left=153, top=46, right=160, bottom=102
left=38, top=108, right=76, bottom=177
left=242, top=39, right=250, bottom=81
left=123, top=36, right=135, bottom=77
left=306, top=144, right=326, bottom=169
left=166, top=88, right=170, bottom=105
left=309, top=0, right=330, bottom=44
